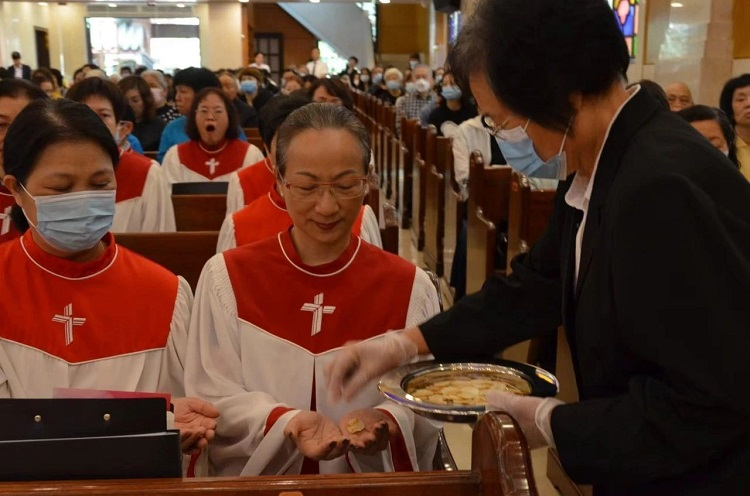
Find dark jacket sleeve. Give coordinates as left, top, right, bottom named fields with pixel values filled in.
left=552, top=172, right=750, bottom=486
left=419, top=180, right=569, bottom=361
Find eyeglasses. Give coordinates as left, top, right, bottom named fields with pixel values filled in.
left=480, top=114, right=512, bottom=138
left=280, top=176, right=368, bottom=201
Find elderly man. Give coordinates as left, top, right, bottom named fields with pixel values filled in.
left=327, top=0, right=750, bottom=494
left=395, top=64, right=436, bottom=128
left=665, top=81, right=694, bottom=111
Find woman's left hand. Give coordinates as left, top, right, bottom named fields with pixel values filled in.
left=339, top=408, right=398, bottom=455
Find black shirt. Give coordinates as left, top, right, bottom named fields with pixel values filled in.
left=427, top=102, right=478, bottom=136
left=132, top=118, right=166, bottom=152
left=233, top=98, right=259, bottom=128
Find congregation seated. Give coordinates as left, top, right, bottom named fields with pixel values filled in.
left=162, top=87, right=263, bottom=186
left=0, top=79, right=46, bottom=245
left=0, top=99, right=217, bottom=465
left=226, top=94, right=311, bottom=214
left=118, top=75, right=166, bottom=152
left=66, top=77, right=175, bottom=232
left=677, top=104, right=740, bottom=168
left=185, top=103, right=440, bottom=476
left=142, top=69, right=181, bottom=124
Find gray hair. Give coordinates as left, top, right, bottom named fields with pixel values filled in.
left=276, top=103, right=370, bottom=177
left=142, top=70, right=167, bottom=90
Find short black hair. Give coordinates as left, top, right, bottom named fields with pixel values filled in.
left=449, top=0, right=629, bottom=133
left=49, top=68, right=64, bottom=88
left=719, top=74, right=750, bottom=126
left=349, top=56, right=359, bottom=64
left=0, top=79, right=47, bottom=101
left=66, top=77, right=127, bottom=123
left=184, top=87, right=239, bottom=142
left=308, top=78, right=354, bottom=111
left=629, top=80, right=669, bottom=111
left=409, top=53, right=420, bottom=61
left=173, top=67, right=221, bottom=94
left=677, top=104, right=739, bottom=169
left=258, top=94, right=311, bottom=148
left=4, top=99, right=119, bottom=232
left=11, top=52, right=21, bottom=60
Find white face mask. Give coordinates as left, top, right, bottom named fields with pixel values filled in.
left=150, top=87, right=165, bottom=106
left=415, top=78, right=431, bottom=93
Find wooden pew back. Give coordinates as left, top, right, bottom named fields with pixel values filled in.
left=442, top=139, right=466, bottom=296
left=0, top=412, right=534, bottom=496
left=399, top=118, right=420, bottom=229
left=115, top=231, right=219, bottom=291
left=411, top=125, right=434, bottom=251
left=465, top=152, right=512, bottom=294
left=423, top=133, right=449, bottom=277
left=171, top=194, right=227, bottom=232
left=506, top=172, right=557, bottom=269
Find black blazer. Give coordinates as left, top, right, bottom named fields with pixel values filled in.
left=7, top=64, right=31, bottom=80
left=420, top=90, right=750, bottom=495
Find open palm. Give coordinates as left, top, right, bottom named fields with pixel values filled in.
left=285, top=411, right=350, bottom=461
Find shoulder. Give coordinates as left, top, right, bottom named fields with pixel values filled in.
left=357, top=240, right=416, bottom=275
left=164, top=116, right=186, bottom=133
left=222, top=234, right=280, bottom=266
left=118, top=151, right=154, bottom=170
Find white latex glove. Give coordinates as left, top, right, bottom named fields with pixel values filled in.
left=326, top=331, right=418, bottom=403
left=486, top=390, right=563, bottom=450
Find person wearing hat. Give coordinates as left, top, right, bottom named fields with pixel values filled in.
left=156, top=67, right=246, bottom=163
left=7, top=52, right=31, bottom=81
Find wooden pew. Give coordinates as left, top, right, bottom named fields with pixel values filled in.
left=171, top=194, right=227, bottom=231
left=506, top=172, right=557, bottom=268
left=143, top=151, right=158, bottom=162
left=383, top=105, right=397, bottom=201
left=0, top=412, right=536, bottom=496
left=115, top=231, right=219, bottom=291
left=411, top=125, right=434, bottom=251
left=465, top=152, right=512, bottom=295
left=423, top=133, right=448, bottom=277
left=442, top=141, right=466, bottom=298
left=399, top=118, right=420, bottom=229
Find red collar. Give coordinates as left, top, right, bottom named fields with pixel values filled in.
left=278, top=229, right=360, bottom=277
left=20, top=230, right=118, bottom=280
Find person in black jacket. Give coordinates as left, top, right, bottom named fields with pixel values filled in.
left=326, top=1, right=750, bottom=494
left=7, top=52, right=31, bottom=80
left=218, top=70, right=258, bottom=128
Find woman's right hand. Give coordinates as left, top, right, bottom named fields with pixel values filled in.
left=325, top=329, right=423, bottom=403
left=283, top=411, right=350, bottom=461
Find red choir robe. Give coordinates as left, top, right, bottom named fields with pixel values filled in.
left=113, top=150, right=176, bottom=232
left=162, top=139, right=263, bottom=185
left=185, top=230, right=440, bottom=477
left=0, top=186, right=19, bottom=245
left=0, top=231, right=191, bottom=398
left=226, top=157, right=277, bottom=215
left=216, top=186, right=382, bottom=252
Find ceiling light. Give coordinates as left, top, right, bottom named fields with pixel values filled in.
left=108, top=3, right=117, bottom=6
left=38, top=1, right=48, bottom=5
left=238, top=0, right=249, bottom=3
left=670, top=2, right=683, bottom=7
left=380, top=0, right=391, bottom=3
left=310, top=0, right=320, bottom=3
left=176, top=3, right=185, bottom=6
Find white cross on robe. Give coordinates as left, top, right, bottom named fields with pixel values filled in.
left=300, top=293, right=336, bottom=336
left=1, top=206, right=10, bottom=235
left=205, top=158, right=220, bottom=175
left=52, top=303, right=86, bottom=346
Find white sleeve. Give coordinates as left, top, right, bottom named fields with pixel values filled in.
left=226, top=172, right=245, bottom=215
left=216, top=215, right=237, bottom=253
left=158, top=276, right=193, bottom=397
left=243, top=145, right=265, bottom=168
left=451, top=129, right=470, bottom=201
left=140, top=163, right=176, bottom=232
left=359, top=205, right=382, bottom=248
left=184, top=256, right=300, bottom=477
left=405, top=267, right=441, bottom=327
left=161, top=146, right=181, bottom=187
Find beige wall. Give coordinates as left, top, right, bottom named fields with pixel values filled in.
left=0, top=1, right=242, bottom=82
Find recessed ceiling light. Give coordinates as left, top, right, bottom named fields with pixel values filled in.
left=238, top=0, right=249, bottom=3
left=108, top=3, right=117, bottom=7
left=38, top=2, right=48, bottom=5
left=310, top=0, right=320, bottom=3
left=671, top=2, right=683, bottom=7
left=176, top=3, right=185, bottom=6
left=380, top=0, right=391, bottom=3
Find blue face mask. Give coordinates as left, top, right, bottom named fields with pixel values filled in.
left=373, top=73, right=383, bottom=85
left=386, top=80, right=402, bottom=91
left=441, top=86, right=462, bottom=101
left=22, top=186, right=116, bottom=252
left=496, top=120, right=569, bottom=180
left=409, top=60, right=418, bottom=70
left=240, top=80, right=258, bottom=94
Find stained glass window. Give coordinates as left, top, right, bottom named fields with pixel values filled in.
left=612, top=0, right=639, bottom=58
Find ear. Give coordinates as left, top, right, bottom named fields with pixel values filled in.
left=119, top=121, right=134, bottom=138
left=2, top=175, right=24, bottom=206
